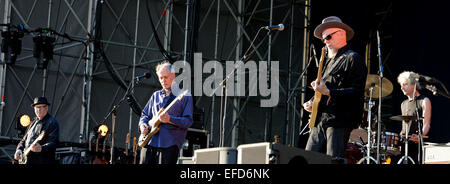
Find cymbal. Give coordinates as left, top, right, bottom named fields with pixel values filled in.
left=390, top=115, right=423, bottom=122
left=364, top=74, right=393, bottom=98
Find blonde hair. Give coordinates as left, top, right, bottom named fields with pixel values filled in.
left=397, top=71, right=421, bottom=89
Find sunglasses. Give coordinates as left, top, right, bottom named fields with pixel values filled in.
left=321, top=30, right=341, bottom=42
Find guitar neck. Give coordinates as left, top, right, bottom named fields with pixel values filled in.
left=156, top=92, right=187, bottom=120
left=25, top=132, right=45, bottom=156
left=316, top=48, right=326, bottom=82
left=161, top=97, right=181, bottom=115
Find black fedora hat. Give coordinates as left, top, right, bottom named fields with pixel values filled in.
left=31, top=97, right=50, bottom=107
left=314, top=16, right=354, bottom=41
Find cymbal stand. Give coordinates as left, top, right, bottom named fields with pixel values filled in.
left=397, top=122, right=415, bottom=164
left=357, top=86, right=377, bottom=164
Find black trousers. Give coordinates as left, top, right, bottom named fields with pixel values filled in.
left=305, top=121, right=352, bottom=160
left=140, top=145, right=180, bottom=164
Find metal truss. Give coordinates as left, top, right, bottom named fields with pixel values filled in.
left=0, top=0, right=313, bottom=150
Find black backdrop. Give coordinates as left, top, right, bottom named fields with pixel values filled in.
left=299, top=0, right=450, bottom=147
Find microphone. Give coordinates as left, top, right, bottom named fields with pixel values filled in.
left=135, top=72, right=152, bottom=81
left=262, top=24, right=284, bottom=31
left=410, top=73, right=439, bottom=84
left=311, top=44, right=319, bottom=67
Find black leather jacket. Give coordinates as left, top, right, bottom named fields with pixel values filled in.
left=316, top=45, right=367, bottom=128
left=16, top=113, right=59, bottom=164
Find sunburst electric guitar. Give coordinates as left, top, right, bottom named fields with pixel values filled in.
left=138, top=90, right=189, bottom=148
left=308, top=47, right=326, bottom=129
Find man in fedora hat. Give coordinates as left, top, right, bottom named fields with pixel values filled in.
left=302, top=16, right=367, bottom=163
left=14, top=97, right=59, bottom=164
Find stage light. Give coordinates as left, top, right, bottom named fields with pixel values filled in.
left=19, top=114, right=31, bottom=128
left=1, top=30, right=24, bottom=65
left=33, top=34, right=55, bottom=69
left=16, top=113, right=31, bottom=137
left=97, top=124, right=109, bottom=137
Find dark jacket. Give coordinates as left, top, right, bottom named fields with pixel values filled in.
left=316, top=45, right=367, bottom=128
left=16, top=114, right=59, bottom=164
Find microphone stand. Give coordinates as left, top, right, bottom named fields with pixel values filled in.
left=413, top=82, right=424, bottom=164
left=212, top=27, right=272, bottom=147
left=287, top=44, right=316, bottom=136
left=100, top=79, right=137, bottom=164
left=375, top=30, right=383, bottom=164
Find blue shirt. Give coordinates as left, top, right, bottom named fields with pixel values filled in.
left=139, top=89, right=193, bottom=149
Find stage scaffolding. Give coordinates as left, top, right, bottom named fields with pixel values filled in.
left=0, top=0, right=313, bottom=155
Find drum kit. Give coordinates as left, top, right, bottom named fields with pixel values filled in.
left=346, top=74, right=426, bottom=164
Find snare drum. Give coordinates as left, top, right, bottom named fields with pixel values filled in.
left=371, top=132, right=401, bottom=155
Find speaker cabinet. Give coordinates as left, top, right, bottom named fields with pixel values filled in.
left=193, top=147, right=237, bottom=164
left=237, top=142, right=332, bottom=164
left=182, top=128, right=208, bottom=157
left=424, top=143, right=450, bottom=164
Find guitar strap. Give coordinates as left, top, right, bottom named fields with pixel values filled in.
left=24, top=116, right=47, bottom=148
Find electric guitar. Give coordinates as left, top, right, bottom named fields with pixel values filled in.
left=138, top=90, right=189, bottom=148
left=19, top=131, right=45, bottom=164
left=308, top=47, right=326, bottom=129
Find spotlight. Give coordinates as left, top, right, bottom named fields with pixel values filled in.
left=1, top=29, right=24, bottom=65
left=97, top=124, right=109, bottom=137
left=19, top=114, right=31, bottom=127
left=16, top=114, right=31, bottom=137
left=33, top=33, right=55, bottom=69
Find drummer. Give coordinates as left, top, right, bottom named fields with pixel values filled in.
left=397, top=71, right=432, bottom=164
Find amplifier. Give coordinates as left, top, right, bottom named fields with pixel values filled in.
left=424, top=143, right=450, bottom=164
left=237, top=142, right=333, bottom=164
left=182, top=128, right=209, bottom=157
left=193, top=147, right=237, bottom=164
left=178, top=156, right=194, bottom=164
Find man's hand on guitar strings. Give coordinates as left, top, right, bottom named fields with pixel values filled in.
left=158, top=108, right=171, bottom=123
left=303, top=100, right=313, bottom=112
left=140, top=123, right=149, bottom=135
left=311, top=79, right=330, bottom=96
left=31, top=143, right=42, bottom=152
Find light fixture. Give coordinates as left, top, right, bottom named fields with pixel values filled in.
left=1, top=29, right=24, bottom=65
left=32, top=31, right=55, bottom=69
left=16, top=113, right=31, bottom=137
left=97, top=124, right=108, bottom=137
left=19, top=114, right=31, bottom=128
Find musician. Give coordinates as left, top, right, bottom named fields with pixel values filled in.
left=14, top=97, right=59, bottom=164
left=138, top=61, right=193, bottom=164
left=397, top=71, right=431, bottom=164
left=303, top=16, right=367, bottom=162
